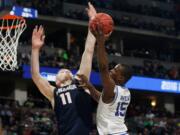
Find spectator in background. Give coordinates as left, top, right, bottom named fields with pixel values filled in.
left=168, top=66, right=179, bottom=80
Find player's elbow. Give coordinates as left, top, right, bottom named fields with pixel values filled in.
left=31, top=67, right=39, bottom=76
left=31, top=69, right=36, bottom=78
left=32, top=74, right=39, bottom=82
left=31, top=70, right=41, bottom=81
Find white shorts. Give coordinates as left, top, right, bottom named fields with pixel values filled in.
left=108, top=132, right=129, bottom=135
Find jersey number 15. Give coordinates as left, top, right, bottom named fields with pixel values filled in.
left=115, top=102, right=129, bottom=117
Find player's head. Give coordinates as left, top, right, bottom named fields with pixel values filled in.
left=110, top=64, right=132, bottom=85
left=55, top=69, right=73, bottom=87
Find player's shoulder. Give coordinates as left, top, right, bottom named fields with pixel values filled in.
left=115, top=85, right=130, bottom=95
left=115, top=85, right=129, bottom=91
left=102, top=85, right=130, bottom=106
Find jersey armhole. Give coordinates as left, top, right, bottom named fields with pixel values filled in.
left=101, top=86, right=118, bottom=106
left=52, top=88, right=57, bottom=110
left=109, top=86, right=119, bottom=106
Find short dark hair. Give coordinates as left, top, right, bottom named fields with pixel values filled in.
left=120, top=64, right=133, bottom=84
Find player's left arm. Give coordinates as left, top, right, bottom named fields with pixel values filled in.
left=77, top=2, right=96, bottom=80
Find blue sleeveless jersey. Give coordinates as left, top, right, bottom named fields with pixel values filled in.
left=54, top=79, right=93, bottom=135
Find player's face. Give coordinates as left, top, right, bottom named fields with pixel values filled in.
left=110, top=64, right=124, bottom=84
left=55, top=69, right=73, bottom=87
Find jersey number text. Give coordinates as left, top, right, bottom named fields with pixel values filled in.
left=60, top=92, right=72, bottom=105
left=115, top=102, right=128, bottom=117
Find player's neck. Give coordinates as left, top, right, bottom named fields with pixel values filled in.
left=60, top=80, right=72, bottom=87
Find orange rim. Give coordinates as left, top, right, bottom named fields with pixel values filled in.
left=0, top=14, right=26, bottom=30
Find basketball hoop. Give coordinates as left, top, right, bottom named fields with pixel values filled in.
left=0, top=14, right=26, bottom=71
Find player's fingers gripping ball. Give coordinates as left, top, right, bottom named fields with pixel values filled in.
left=89, top=13, right=114, bottom=35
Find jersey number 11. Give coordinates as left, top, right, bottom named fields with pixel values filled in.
left=60, top=92, right=72, bottom=105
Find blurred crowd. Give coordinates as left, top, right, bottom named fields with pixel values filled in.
left=14, top=0, right=178, bottom=35
left=15, top=0, right=62, bottom=16
left=15, top=0, right=174, bottom=18
left=127, top=104, right=180, bottom=135
left=0, top=97, right=180, bottom=135
left=17, top=41, right=180, bottom=80
left=132, top=60, right=179, bottom=80
left=18, top=41, right=80, bottom=70
left=65, top=0, right=174, bottom=19
left=0, top=97, right=57, bottom=135
left=62, top=9, right=176, bottom=35
left=124, top=48, right=174, bottom=62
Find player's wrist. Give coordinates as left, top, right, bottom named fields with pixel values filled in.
left=90, top=16, right=95, bottom=20
left=97, top=40, right=105, bottom=46
left=87, top=83, right=94, bottom=90
left=32, top=45, right=41, bottom=50
left=89, top=13, right=97, bottom=20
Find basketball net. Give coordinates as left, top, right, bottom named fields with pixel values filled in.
left=0, top=15, right=26, bottom=71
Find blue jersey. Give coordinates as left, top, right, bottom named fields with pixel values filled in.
left=54, top=79, right=93, bottom=135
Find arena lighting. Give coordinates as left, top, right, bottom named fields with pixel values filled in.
left=23, top=65, right=180, bottom=94
left=151, top=100, right=157, bottom=107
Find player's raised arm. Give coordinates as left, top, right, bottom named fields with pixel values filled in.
left=31, top=25, right=55, bottom=103
left=92, top=26, right=115, bottom=103
left=76, top=2, right=96, bottom=80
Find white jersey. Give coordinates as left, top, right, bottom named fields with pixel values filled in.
left=96, top=85, right=131, bottom=135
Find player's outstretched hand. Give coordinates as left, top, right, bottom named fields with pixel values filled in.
left=86, top=2, right=97, bottom=20
left=76, top=74, right=93, bottom=89
left=32, top=25, right=45, bottom=50
left=91, top=24, right=110, bottom=44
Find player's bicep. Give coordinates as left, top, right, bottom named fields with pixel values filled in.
left=77, top=54, right=93, bottom=80
left=32, top=76, right=54, bottom=102
left=100, top=70, right=115, bottom=102
left=78, top=31, right=95, bottom=80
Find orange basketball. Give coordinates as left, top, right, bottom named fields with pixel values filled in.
left=89, top=13, right=114, bottom=35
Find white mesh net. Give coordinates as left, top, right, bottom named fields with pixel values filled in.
left=0, top=15, right=26, bottom=71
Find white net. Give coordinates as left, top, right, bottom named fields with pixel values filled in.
left=0, top=15, right=26, bottom=71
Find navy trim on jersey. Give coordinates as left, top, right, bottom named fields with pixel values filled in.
left=100, top=86, right=119, bottom=106
left=109, top=86, right=119, bottom=106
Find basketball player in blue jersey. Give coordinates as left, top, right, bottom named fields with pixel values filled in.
left=77, top=25, right=133, bottom=135
left=31, top=3, right=97, bottom=135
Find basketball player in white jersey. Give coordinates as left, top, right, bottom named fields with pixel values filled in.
left=77, top=25, right=133, bottom=135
